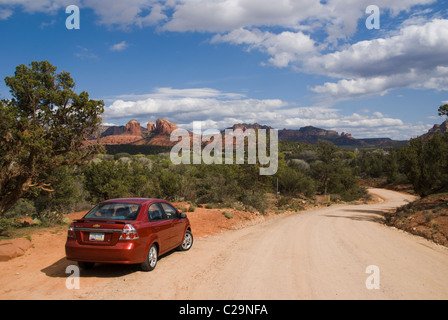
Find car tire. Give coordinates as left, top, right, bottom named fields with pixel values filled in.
left=141, top=244, right=158, bottom=272
left=178, top=230, right=193, bottom=251
left=78, top=261, right=95, bottom=270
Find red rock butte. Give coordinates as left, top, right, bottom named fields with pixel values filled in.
left=126, top=120, right=142, bottom=136
left=84, top=118, right=180, bottom=147
left=154, top=118, right=178, bottom=135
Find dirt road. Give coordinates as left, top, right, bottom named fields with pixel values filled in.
left=2, top=188, right=448, bottom=300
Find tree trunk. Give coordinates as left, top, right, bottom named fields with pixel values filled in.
left=0, top=176, right=30, bottom=217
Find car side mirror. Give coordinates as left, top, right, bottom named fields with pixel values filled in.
left=180, top=212, right=187, bottom=219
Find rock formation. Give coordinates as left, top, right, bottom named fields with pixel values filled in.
left=126, top=120, right=142, bottom=136
left=86, top=119, right=408, bottom=148
left=147, top=121, right=156, bottom=132
left=155, top=118, right=178, bottom=135
left=425, top=120, right=448, bottom=136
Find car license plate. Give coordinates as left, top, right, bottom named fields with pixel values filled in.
left=89, top=233, right=105, bottom=242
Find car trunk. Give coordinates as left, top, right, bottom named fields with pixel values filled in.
left=72, top=219, right=126, bottom=246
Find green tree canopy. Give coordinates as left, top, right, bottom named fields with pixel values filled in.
left=439, top=104, right=448, bottom=118
left=400, top=134, right=448, bottom=197
left=0, top=61, right=104, bottom=216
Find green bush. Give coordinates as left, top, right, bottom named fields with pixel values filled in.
left=222, top=211, right=233, bottom=219
left=4, top=198, right=37, bottom=219
left=400, top=134, right=448, bottom=197
left=32, top=209, right=65, bottom=227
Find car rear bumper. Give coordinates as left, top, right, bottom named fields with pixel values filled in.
left=65, top=238, right=147, bottom=264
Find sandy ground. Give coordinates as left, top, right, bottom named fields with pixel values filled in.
left=1, top=188, right=448, bottom=300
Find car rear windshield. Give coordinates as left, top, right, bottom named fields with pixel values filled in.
left=84, top=203, right=141, bottom=221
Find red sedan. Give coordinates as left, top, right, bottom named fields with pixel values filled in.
left=65, top=198, right=193, bottom=271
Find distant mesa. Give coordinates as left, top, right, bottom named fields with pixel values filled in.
left=227, top=123, right=273, bottom=132
left=86, top=118, right=417, bottom=148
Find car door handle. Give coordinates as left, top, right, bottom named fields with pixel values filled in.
left=154, top=227, right=161, bottom=232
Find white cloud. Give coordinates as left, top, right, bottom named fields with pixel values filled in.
left=307, top=19, right=448, bottom=78
left=162, top=0, right=324, bottom=33
left=161, top=0, right=436, bottom=36
left=113, top=87, right=246, bottom=101
left=0, top=0, right=80, bottom=14
left=0, top=0, right=164, bottom=28
left=2, top=0, right=436, bottom=35
left=308, top=19, right=448, bottom=100
left=211, top=18, right=448, bottom=98
left=110, top=41, right=129, bottom=51
left=211, top=28, right=317, bottom=68
left=82, top=0, right=167, bottom=28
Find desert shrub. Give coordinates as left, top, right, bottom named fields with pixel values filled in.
left=32, top=209, right=65, bottom=227
left=187, top=202, right=197, bottom=212
left=222, top=211, right=233, bottom=219
left=4, top=199, right=37, bottom=219
left=34, top=166, right=87, bottom=214
left=289, top=159, right=310, bottom=171
left=278, top=166, right=316, bottom=197
left=400, top=134, right=448, bottom=197
left=239, top=190, right=268, bottom=214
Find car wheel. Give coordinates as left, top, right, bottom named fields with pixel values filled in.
left=78, top=261, right=95, bottom=270
left=178, top=230, right=193, bottom=251
left=141, top=244, right=158, bottom=272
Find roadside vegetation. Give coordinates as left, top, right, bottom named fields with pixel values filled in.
left=359, top=104, right=448, bottom=245
left=1, top=138, right=370, bottom=237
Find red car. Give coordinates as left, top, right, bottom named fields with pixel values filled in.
left=65, top=198, right=193, bottom=271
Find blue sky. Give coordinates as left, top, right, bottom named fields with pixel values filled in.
left=0, top=0, right=448, bottom=140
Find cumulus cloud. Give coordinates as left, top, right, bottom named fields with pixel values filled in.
left=0, top=0, right=165, bottom=28
left=0, top=0, right=80, bottom=14
left=211, top=28, right=317, bottom=68
left=160, top=0, right=436, bottom=36
left=208, top=17, right=448, bottom=102
left=308, top=19, right=448, bottom=78
left=2, top=0, right=436, bottom=34
left=162, top=0, right=324, bottom=33
left=308, top=19, right=448, bottom=100
left=104, top=89, right=288, bottom=125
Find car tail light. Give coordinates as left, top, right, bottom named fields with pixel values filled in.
left=120, top=224, right=139, bottom=240
left=67, top=223, right=76, bottom=239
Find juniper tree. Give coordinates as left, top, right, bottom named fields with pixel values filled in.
left=0, top=61, right=104, bottom=216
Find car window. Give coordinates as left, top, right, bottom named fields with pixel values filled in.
left=160, top=203, right=179, bottom=220
left=84, top=203, right=141, bottom=220
left=148, top=203, right=164, bottom=221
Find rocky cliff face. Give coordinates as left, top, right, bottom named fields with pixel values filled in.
left=147, top=121, right=156, bottom=132
left=155, top=118, right=178, bottom=135
left=425, top=120, right=448, bottom=136
left=88, top=118, right=179, bottom=147
left=126, top=120, right=142, bottom=136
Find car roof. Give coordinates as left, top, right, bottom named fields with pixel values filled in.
left=100, top=198, right=168, bottom=205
